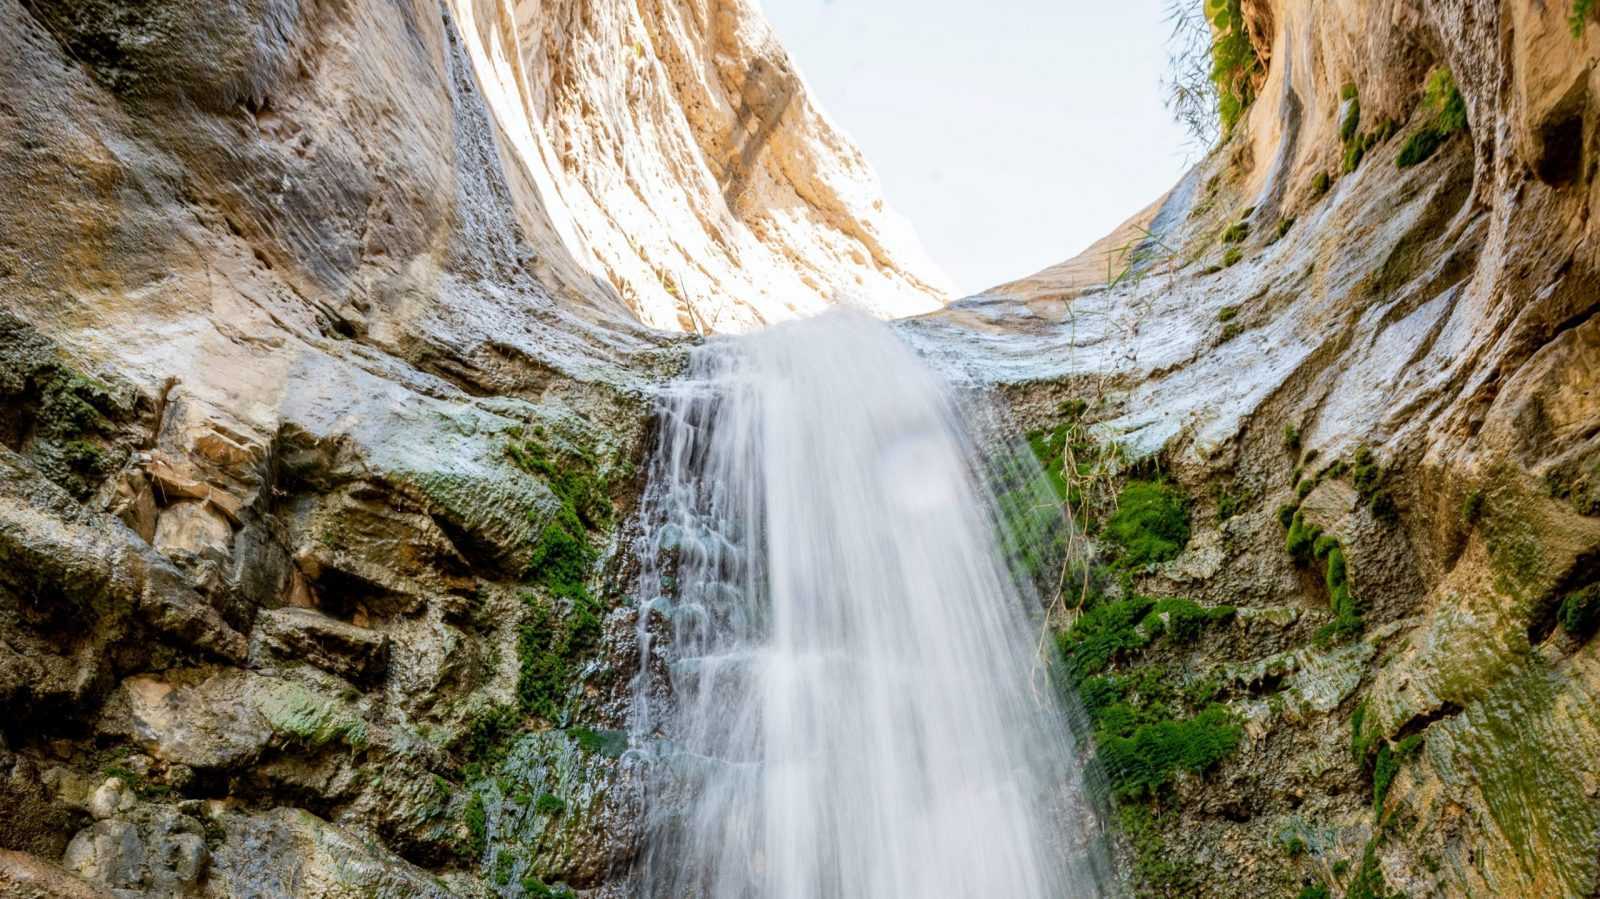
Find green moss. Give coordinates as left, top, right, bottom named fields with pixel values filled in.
left=1461, top=489, right=1484, bottom=525
left=1350, top=446, right=1397, bottom=523
left=1274, top=216, right=1296, bottom=241
left=506, top=433, right=612, bottom=588
left=1339, top=93, right=1361, bottom=142
left=1147, top=597, right=1236, bottom=643
left=1100, top=705, right=1243, bottom=799
left=1397, top=66, right=1468, bottom=168
left=1558, top=585, right=1600, bottom=639
left=493, top=850, right=516, bottom=886
left=1105, top=480, right=1191, bottom=569
left=1284, top=509, right=1320, bottom=564
left=1284, top=424, right=1302, bottom=452
left=1222, top=247, right=1243, bottom=267
left=1350, top=700, right=1377, bottom=763
left=570, top=726, right=629, bottom=758
left=1297, top=884, right=1331, bottom=899
left=517, top=587, right=604, bottom=723
left=1312, top=171, right=1331, bottom=196
left=462, top=792, right=487, bottom=860
left=535, top=793, right=566, bottom=816
left=1218, top=305, right=1240, bottom=322
left=1574, top=0, right=1595, bottom=36
left=459, top=704, right=520, bottom=778
left=1222, top=221, right=1250, bottom=244
left=1277, top=503, right=1299, bottom=528
left=521, top=875, right=576, bottom=899
left=1341, top=140, right=1366, bottom=174
left=1057, top=597, right=1155, bottom=681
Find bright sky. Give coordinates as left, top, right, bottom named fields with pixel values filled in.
left=760, top=0, right=1196, bottom=296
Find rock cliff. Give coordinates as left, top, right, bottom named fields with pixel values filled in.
left=0, top=0, right=942, bottom=894
left=912, top=0, right=1600, bottom=895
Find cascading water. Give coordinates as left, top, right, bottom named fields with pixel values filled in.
left=628, top=310, right=1114, bottom=897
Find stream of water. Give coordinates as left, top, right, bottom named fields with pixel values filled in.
left=629, top=310, right=1114, bottom=897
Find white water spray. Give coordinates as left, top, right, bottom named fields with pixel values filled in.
left=630, top=311, right=1114, bottom=897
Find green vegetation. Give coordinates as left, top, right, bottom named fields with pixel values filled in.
left=1208, top=0, right=1263, bottom=133
left=1059, top=596, right=1156, bottom=681
left=1273, top=216, right=1296, bottom=242
left=1558, top=585, right=1600, bottom=639
left=522, top=876, right=576, bottom=899
left=1461, top=488, right=1484, bottom=525
left=517, top=589, right=603, bottom=722
left=1282, top=508, right=1363, bottom=641
left=1106, top=480, right=1191, bottom=569
left=571, top=726, right=629, bottom=758
left=506, top=430, right=614, bottom=592
left=1339, top=91, right=1361, bottom=142
left=1283, top=424, right=1301, bottom=453
left=459, top=704, right=519, bottom=778
left=1296, top=884, right=1331, bottom=899
left=1222, top=247, right=1243, bottom=267
left=1218, top=305, right=1239, bottom=323
left=535, top=793, right=566, bottom=816
left=1372, top=734, right=1424, bottom=811
left=504, top=429, right=620, bottom=725
left=494, top=850, right=516, bottom=886
left=1573, top=0, right=1593, bottom=37
left=463, top=792, right=487, bottom=859
left=1222, top=221, right=1250, bottom=244
left=1144, top=597, right=1237, bottom=642
left=1350, top=446, right=1398, bottom=522
left=1397, top=67, right=1468, bottom=168
left=1100, top=705, right=1242, bottom=798
left=1311, top=171, right=1331, bottom=197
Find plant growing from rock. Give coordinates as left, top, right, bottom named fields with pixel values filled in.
left=1397, top=67, right=1468, bottom=168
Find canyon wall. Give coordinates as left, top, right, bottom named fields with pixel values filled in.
left=0, top=0, right=942, bottom=895
left=914, top=0, right=1600, bottom=894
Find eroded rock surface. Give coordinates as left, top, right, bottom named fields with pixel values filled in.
left=906, top=0, right=1600, bottom=895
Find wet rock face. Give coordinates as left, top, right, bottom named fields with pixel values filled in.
left=0, top=0, right=704, bottom=892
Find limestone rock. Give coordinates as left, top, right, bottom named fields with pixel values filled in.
left=0, top=850, right=113, bottom=899
left=251, top=607, right=389, bottom=684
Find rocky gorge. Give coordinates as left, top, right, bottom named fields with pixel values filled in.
left=1, top=0, right=1598, bottom=897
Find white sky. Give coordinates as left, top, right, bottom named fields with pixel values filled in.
left=760, top=0, right=1196, bottom=296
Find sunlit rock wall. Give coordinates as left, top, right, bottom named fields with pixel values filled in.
left=915, top=0, right=1600, bottom=895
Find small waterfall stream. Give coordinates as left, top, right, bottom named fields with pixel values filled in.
left=628, top=311, right=1114, bottom=897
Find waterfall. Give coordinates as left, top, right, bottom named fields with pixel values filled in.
left=628, top=310, right=1114, bottom=897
